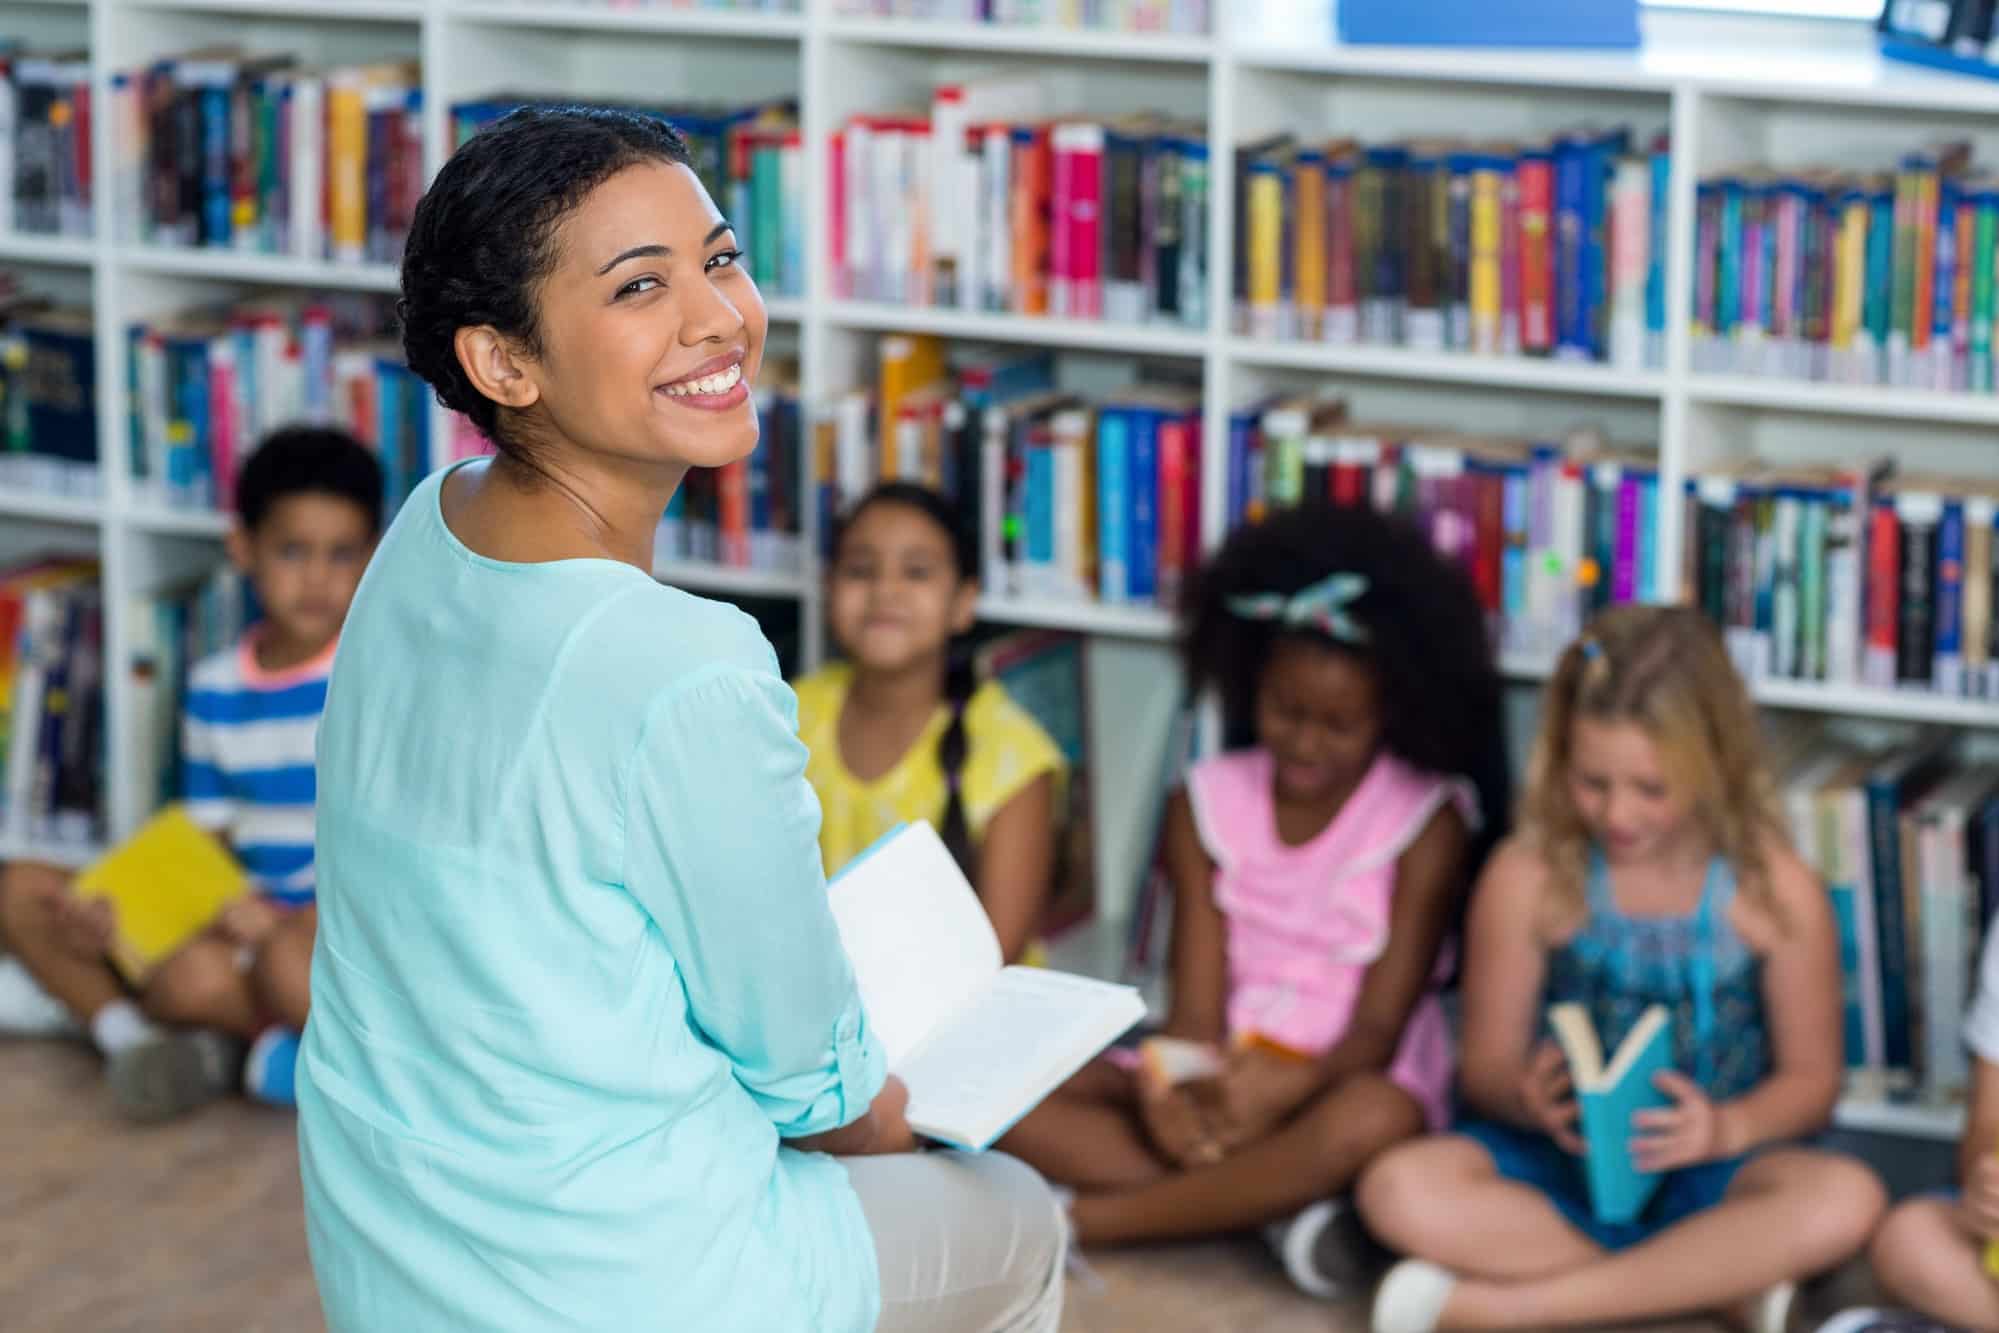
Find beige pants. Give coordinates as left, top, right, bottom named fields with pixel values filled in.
left=843, top=1150, right=1067, bottom=1333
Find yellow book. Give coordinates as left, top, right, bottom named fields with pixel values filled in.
left=1293, top=156, right=1326, bottom=340
left=1471, top=161, right=1503, bottom=355
left=1248, top=165, right=1283, bottom=334
left=72, top=805, right=248, bottom=983
left=877, top=334, right=946, bottom=468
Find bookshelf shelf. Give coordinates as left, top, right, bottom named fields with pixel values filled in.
left=0, top=835, right=101, bottom=871
left=115, top=246, right=402, bottom=293
left=823, top=16, right=1211, bottom=64
left=652, top=559, right=805, bottom=600
left=451, top=2, right=804, bottom=39
left=1686, top=374, right=1999, bottom=426
left=763, top=296, right=808, bottom=323
left=1229, top=339, right=1668, bottom=400
left=826, top=301, right=1207, bottom=357
left=0, top=232, right=94, bottom=267
left=0, top=489, right=103, bottom=526
left=976, top=596, right=1176, bottom=642
left=1752, top=678, right=1999, bottom=729
left=1833, top=1096, right=1964, bottom=1141
left=124, top=505, right=232, bottom=539
left=119, top=0, right=425, bottom=17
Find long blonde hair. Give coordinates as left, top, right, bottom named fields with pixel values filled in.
left=1521, top=605, right=1783, bottom=923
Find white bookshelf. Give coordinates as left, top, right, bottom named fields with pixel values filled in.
left=3, top=0, right=1996, bottom=1137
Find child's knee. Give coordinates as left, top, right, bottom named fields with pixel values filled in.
left=1357, top=1137, right=1468, bottom=1245
left=144, top=946, right=241, bottom=1025
left=0, top=863, right=65, bottom=939
left=1305, top=1073, right=1424, bottom=1159
left=1749, top=1151, right=1887, bottom=1263
left=1872, top=1197, right=1970, bottom=1295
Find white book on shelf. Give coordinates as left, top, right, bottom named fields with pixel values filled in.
left=827, top=820, right=1145, bottom=1152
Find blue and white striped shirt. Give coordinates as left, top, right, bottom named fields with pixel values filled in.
left=181, top=633, right=334, bottom=907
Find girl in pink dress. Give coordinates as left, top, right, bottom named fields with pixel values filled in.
left=1000, top=503, right=1510, bottom=1296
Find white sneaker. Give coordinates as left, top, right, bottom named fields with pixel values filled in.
left=1371, top=1258, right=1458, bottom=1333
left=1265, top=1197, right=1377, bottom=1301
left=0, top=956, right=78, bottom=1037
left=1812, top=1310, right=1964, bottom=1333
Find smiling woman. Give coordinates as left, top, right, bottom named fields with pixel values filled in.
left=295, top=107, right=1066, bottom=1333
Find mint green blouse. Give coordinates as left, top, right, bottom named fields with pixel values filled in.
left=299, top=462, right=889, bottom=1332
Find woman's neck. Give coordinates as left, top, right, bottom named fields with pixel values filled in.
left=447, top=449, right=687, bottom=570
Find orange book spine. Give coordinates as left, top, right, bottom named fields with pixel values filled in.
left=718, top=459, right=750, bottom=567
left=327, top=75, right=368, bottom=265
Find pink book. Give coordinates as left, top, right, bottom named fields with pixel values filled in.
left=1049, top=124, right=1077, bottom=318
left=1157, top=415, right=1189, bottom=605
left=1067, top=122, right=1105, bottom=320
left=208, top=338, right=240, bottom=516
left=828, top=129, right=847, bottom=300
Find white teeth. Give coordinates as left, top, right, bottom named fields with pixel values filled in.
left=663, top=363, right=743, bottom=397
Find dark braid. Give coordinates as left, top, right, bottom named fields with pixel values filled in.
left=937, top=649, right=977, bottom=873
left=830, top=481, right=981, bottom=875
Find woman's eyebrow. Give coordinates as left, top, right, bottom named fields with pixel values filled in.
left=594, top=222, right=733, bottom=276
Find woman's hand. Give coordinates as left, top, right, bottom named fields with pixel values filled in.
left=1517, top=1039, right=1585, bottom=1155
left=1212, top=1046, right=1320, bottom=1152
left=1631, top=1070, right=1729, bottom=1173
left=792, top=1076, right=917, bottom=1157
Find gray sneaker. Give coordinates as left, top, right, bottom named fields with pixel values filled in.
left=1265, top=1197, right=1381, bottom=1301
left=1813, top=1311, right=1966, bottom=1333
left=106, top=1030, right=244, bottom=1123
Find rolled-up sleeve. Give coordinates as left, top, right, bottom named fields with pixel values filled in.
left=621, top=662, right=887, bottom=1138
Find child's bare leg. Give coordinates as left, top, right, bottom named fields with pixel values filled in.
left=1870, top=1196, right=1999, bottom=1331
left=251, top=905, right=315, bottom=1030
left=1068, top=1072, right=1424, bottom=1247
left=1429, top=1148, right=1885, bottom=1330
left=996, top=1058, right=1170, bottom=1192
left=143, top=934, right=262, bottom=1038
left=1358, top=1135, right=1604, bottom=1281
left=0, top=861, right=123, bottom=1023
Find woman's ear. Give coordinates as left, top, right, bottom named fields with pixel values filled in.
left=454, top=326, right=542, bottom=412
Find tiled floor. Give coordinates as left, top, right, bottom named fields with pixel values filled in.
left=4, top=1038, right=1880, bottom=1332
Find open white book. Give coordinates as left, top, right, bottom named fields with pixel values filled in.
left=827, top=821, right=1147, bottom=1152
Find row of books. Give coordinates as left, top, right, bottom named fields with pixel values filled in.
left=1, top=291, right=97, bottom=498
left=1683, top=461, right=1999, bottom=699
left=126, top=294, right=429, bottom=528
left=453, top=95, right=806, bottom=300
left=818, top=335, right=1206, bottom=605
left=113, top=51, right=423, bottom=266
left=658, top=367, right=807, bottom=573
left=128, top=567, right=249, bottom=816
left=1693, top=143, right=1999, bottom=393
left=833, top=87, right=1210, bottom=326
left=831, top=0, right=1209, bottom=31
left=1234, top=130, right=1670, bottom=369
left=1227, top=404, right=1659, bottom=660
left=1777, top=728, right=1998, bottom=1108
left=0, top=559, right=103, bottom=851
left=0, top=45, right=92, bottom=239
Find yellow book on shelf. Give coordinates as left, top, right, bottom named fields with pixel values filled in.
left=72, top=805, right=248, bottom=983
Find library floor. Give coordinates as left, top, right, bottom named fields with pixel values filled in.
left=2, top=1037, right=1872, bottom=1333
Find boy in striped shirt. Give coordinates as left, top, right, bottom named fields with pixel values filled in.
left=0, top=427, right=381, bottom=1120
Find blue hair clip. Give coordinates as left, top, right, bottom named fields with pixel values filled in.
left=1578, top=637, right=1604, bottom=662
left=1226, top=572, right=1371, bottom=645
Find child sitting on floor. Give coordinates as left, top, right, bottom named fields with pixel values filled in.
left=0, top=426, right=381, bottom=1119
left=999, top=502, right=1510, bottom=1299
left=1358, top=605, right=1886, bottom=1333
left=792, top=482, right=1065, bottom=964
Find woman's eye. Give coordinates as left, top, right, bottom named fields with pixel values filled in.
left=707, top=248, right=744, bottom=272
left=618, top=276, right=662, bottom=298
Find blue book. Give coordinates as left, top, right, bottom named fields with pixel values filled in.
left=1548, top=1001, right=1673, bottom=1225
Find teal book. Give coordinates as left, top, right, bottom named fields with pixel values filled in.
left=1548, top=1001, right=1674, bottom=1225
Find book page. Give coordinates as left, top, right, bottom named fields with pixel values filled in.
left=899, top=966, right=1145, bottom=1150
left=826, top=822, right=1003, bottom=1068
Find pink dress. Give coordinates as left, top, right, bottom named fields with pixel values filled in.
left=1185, top=748, right=1476, bottom=1131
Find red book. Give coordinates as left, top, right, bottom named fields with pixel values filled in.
left=1157, top=417, right=1190, bottom=605
left=1865, top=497, right=1901, bottom=686
left=1065, top=122, right=1105, bottom=320
left=719, top=458, right=751, bottom=567
left=1049, top=126, right=1075, bottom=317
left=1517, top=154, right=1554, bottom=354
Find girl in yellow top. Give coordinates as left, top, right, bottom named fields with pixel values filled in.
left=795, top=482, right=1065, bottom=965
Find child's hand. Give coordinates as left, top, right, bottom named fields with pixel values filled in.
left=216, top=896, right=283, bottom=947
left=1518, top=1040, right=1585, bottom=1155
left=1631, top=1070, right=1726, bottom=1172
left=1962, top=1156, right=1999, bottom=1241
left=54, top=894, right=113, bottom=959
left=1138, top=1078, right=1223, bottom=1168
left=1213, top=1046, right=1319, bottom=1151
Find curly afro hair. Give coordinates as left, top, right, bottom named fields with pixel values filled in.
left=1182, top=502, right=1513, bottom=865
left=398, top=105, right=692, bottom=454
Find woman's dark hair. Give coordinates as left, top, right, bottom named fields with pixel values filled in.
left=1181, top=502, right=1512, bottom=881
left=829, top=482, right=981, bottom=873
left=398, top=105, right=693, bottom=456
